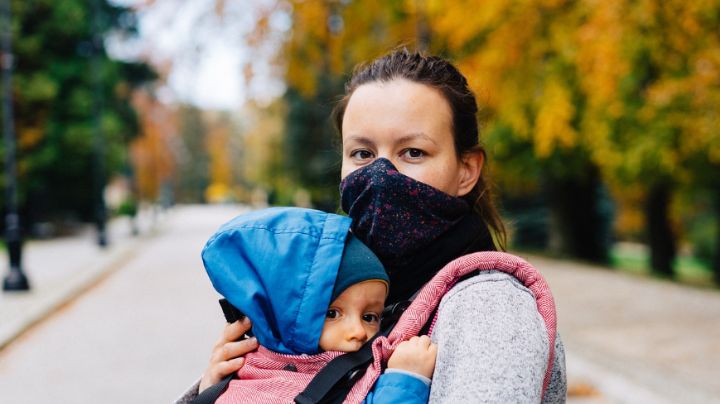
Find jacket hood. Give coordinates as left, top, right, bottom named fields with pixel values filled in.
left=202, top=207, right=351, bottom=355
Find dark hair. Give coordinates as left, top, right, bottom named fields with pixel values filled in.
left=332, top=48, right=507, bottom=250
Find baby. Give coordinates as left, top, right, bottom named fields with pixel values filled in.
left=202, top=207, right=436, bottom=403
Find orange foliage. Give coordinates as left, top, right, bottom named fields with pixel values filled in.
left=204, top=113, right=235, bottom=203
left=129, top=90, right=177, bottom=201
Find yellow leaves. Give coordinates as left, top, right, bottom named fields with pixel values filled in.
left=575, top=0, right=628, bottom=109
left=534, top=80, right=577, bottom=157
left=581, top=116, right=621, bottom=177
left=205, top=114, right=234, bottom=199
left=205, top=182, right=232, bottom=204
left=18, top=127, right=44, bottom=149
left=429, top=0, right=514, bottom=51
left=610, top=183, right=645, bottom=237
left=282, top=0, right=423, bottom=96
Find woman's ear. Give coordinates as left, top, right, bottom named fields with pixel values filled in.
left=457, top=149, right=484, bottom=197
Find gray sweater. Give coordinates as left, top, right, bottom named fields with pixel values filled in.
left=429, top=270, right=566, bottom=403
left=176, top=270, right=567, bottom=403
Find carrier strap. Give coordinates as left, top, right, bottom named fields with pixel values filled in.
left=191, top=373, right=235, bottom=404
left=294, top=333, right=379, bottom=404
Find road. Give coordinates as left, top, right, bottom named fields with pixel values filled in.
left=0, top=205, right=249, bottom=403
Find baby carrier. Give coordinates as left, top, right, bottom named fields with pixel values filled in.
left=194, top=251, right=557, bottom=404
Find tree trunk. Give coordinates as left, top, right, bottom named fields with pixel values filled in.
left=645, top=183, right=676, bottom=277
left=544, top=167, right=610, bottom=263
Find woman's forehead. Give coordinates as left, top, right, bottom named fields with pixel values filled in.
left=342, top=79, right=453, bottom=141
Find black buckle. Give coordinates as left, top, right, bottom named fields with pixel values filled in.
left=380, top=300, right=411, bottom=332
left=219, top=298, right=245, bottom=323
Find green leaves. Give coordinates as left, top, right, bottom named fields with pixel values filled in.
left=4, top=0, right=155, bottom=224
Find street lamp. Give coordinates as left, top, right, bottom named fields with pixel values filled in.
left=2, top=0, right=30, bottom=291
left=92, top=0, right=107, bottom=247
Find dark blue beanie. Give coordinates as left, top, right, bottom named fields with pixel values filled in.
left=331, top=233, right=389, bottom=302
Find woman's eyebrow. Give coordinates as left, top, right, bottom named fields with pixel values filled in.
left=344, top=135, right=375, bottom=147
left=396, top=132, right=438, bottom=146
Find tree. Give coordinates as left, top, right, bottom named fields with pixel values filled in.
left=174, top=105, right=210, bottom=203
left=129, top=89, right=176, bottom=204
left=1, top=0, right=155, bottom=232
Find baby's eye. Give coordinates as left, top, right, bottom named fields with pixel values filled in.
left=362, top=313, right=380, bottom=323
left=326, top=309, right=339, bottom=319
left=350, top=149, right=374, bottom=160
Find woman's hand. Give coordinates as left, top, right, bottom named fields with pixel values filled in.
left=387, top=335, right=438, bottom=379
left=198, top=318, right=258, bottom=393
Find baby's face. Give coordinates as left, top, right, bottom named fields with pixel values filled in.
left=318, top=280, right=386, bottom=352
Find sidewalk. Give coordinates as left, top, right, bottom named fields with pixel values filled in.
left=530, top=254, right=720, bottom=403
left=0, top=208, right=166, bottom=350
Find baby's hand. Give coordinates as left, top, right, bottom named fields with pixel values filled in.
left=387, top=335, right=437, bottom=379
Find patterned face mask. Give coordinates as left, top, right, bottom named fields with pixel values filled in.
left=340, top=158, right=470, bottom=264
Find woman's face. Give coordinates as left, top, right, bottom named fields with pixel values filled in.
left=340, top=79, right=481, bottom=197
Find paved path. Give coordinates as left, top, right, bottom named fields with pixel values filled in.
left=533, top=255, right=720, bottom=403
left=0, top=209, right=158, bottom=350
left=0, top=205, right=250, bottom=403
left=0, top=204, right=718, bottom=403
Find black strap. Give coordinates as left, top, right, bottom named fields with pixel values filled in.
left=219, top=298, right=245, bottom=324
left=294, top=300, right=411, bottom=404
left=294, top=333, right=380, bottom=404
left=191, top=373, right=235, bottom=404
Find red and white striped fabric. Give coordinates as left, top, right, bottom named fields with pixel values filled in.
left=218, top=251, right=557, bottom=404
left=216, top=347, right=345, bottom=404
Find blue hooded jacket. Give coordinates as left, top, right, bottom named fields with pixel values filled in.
left=201, top=207, right=351, bottom=355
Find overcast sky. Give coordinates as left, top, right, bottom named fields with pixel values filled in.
left=110, top=0, right=288, bottom=110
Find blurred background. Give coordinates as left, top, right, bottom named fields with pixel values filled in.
left=1, top=0, right=719, bottom=403
left=3, top=0, right=720, bottom=284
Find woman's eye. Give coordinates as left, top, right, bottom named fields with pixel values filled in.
left=363, top=313, right=380, bottom=323
left=350, top=149, right=374, bottom=160
left=326, top=309, right=339, bottom=319
left=402, top=148, right=425, bottom=159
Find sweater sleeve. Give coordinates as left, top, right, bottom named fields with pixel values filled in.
left=428, top=271, right=549, bottom=403
left=364, top=372, right=431, bottom=404
left=173, top=379, right=200, bottom=404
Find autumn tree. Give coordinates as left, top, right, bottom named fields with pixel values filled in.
left=428, top=0, right=720, bottom=274
left=130, top=89, right=176, bottom=205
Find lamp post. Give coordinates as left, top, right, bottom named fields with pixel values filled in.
left=2, top=0, right=29, bottom=291
left=92, top=0, right=107, bottom=247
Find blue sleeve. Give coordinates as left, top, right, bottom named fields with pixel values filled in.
left=363, top=372, right=430, bottom=404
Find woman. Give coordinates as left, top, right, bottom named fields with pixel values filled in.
left=182, top=49, right=567, bottom=403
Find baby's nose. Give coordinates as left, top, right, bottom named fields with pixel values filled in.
left=346, top=318, right=367, bottom=341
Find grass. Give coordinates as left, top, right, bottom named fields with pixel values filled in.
left=610, top=243, right=717, bottom=288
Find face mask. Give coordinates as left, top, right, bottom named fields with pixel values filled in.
left=340, top=158, right=470, bottom=262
